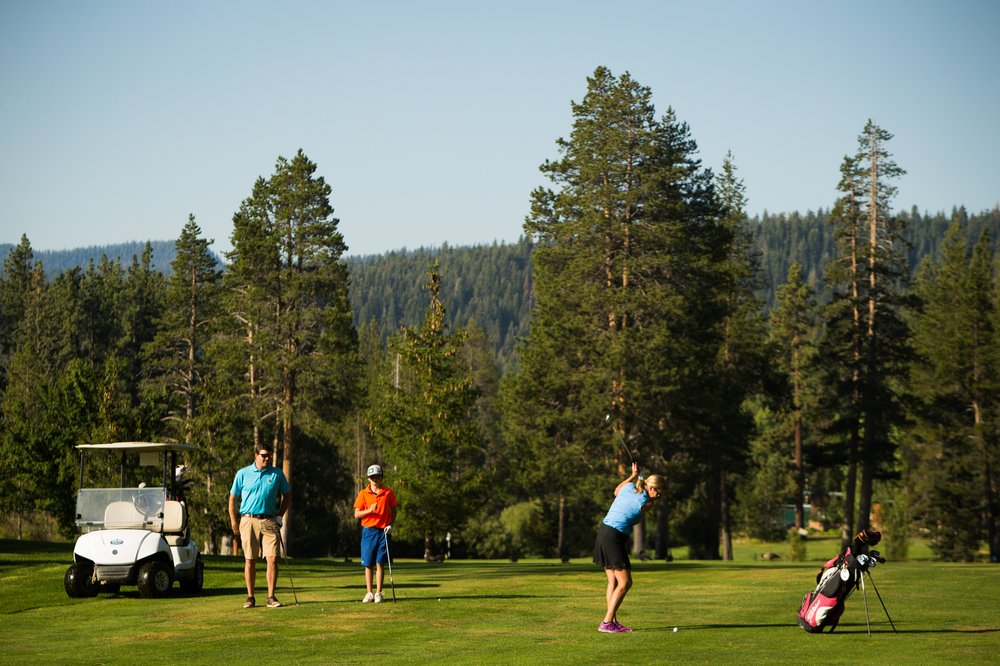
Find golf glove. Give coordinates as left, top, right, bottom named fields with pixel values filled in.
left=384, top=525, right=392, bottom=536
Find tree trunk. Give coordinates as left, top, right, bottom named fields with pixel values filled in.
left=984, top=455, right=999, bottom=563
left=793, top=342, right=804, bottom=529
left=281, top=368, right=294, bottom=555
left=632, top=520, right=645, bottom=558
left=558, top=494, right=568, bottom=562
left=841, top=436, right=858, bottom=547
left=721, top=471, right=733, bottom=561
left=974, top=400, right=999, bottom=563
left=856, top=449, right=876, bottom=533
left=655, top=503, right=672, bottom=561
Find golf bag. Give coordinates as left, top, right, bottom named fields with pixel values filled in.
left=797, top=529, right=882, bottom=633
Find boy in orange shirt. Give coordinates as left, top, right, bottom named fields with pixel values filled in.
left=353, top=464, right=398, bottom=602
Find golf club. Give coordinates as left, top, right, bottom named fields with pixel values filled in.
left=383, top=527, right=397, bottom=602
left=275, top=526, right=299, bottom=606
left=605, top=414, right=636, bottom=467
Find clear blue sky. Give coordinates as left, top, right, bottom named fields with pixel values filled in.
left=2, top=0, right=998, bottom=257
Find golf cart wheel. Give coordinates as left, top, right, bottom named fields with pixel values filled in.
left=137, top=561, right=173, bottom=598
left=65, top=563, right=99, bottom=598
left=179, top=557, right=204, bottom=593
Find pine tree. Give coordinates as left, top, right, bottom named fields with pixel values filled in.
left=224, top=149, right=358, bottom=553
left=710, top=154, right=770, bottom=560
left=504, top=67, right=734, bottom=559
left=141, top=215, right=230, bottom=548
left=819, top=121, right=912, bottom=539
left=908, top=224, right=998, bottom=560
left=768, top=263, right=818, bottom=530
left=371, top=261, right=486, bottom=559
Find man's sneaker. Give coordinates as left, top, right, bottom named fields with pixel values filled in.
left=374, top=592, right=384, bottom=603
left=362, top=592, right=375, bottom=603
left=266, top=596, right=282, bottom=608
left=243, top=596, right=255, bottom=609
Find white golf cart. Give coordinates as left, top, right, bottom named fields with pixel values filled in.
left=64, top=442, right=204, bottom=598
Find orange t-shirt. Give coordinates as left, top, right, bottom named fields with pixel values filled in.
left=354, top=484, right=398, bottom=529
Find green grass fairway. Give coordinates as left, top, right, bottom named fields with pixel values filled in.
left=2, top=538, right=998, bottom=664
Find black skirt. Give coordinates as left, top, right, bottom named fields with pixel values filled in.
left=593, top=523, right=631, bottom=570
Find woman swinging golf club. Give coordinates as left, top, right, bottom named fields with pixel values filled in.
left=593, top=462, right=666, bottom=633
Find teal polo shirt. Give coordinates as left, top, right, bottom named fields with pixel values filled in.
left=230, top=463, right=290, bottom=515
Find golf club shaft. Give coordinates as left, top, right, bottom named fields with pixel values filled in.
left=383, top=528, right=396, bottom=602
left=275, top=527, right=299, bottom=606
left=606, top=416, right=636, bottom=467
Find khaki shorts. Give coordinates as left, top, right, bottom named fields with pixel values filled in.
left=239, top=516, right=280, bottom=560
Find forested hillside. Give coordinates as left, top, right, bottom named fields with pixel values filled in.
left=7, top=206, right=999, bottom=364
left=0, top=240, right=192, bottom=276
left=752, top=205, right=1000, bottom=306
left=346, top=240, right=534, bottom=365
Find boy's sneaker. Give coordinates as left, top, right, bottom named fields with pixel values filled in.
left=266, top=596, right=282, bottom=608
left=362, top=592, right=375, bottom=603
left=374, top=592, right=384, bottom=603
left=243, top=596, right=256, bottom=609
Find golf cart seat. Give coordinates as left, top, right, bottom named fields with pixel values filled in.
left=162, top=500, right=189, bottom=545
left=104, top=501, right=147, bottom=529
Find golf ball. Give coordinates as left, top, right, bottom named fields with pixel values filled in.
left=673, top=627, right=678, bottom=632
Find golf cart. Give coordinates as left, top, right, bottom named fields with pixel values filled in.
left=64, top=442, right=204, bottom=598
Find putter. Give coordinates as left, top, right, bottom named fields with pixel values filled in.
left=383, top=527, right=397, bottom=602
left=605, top=414, right=636, bottom=467
left=275, top=527, right=299, bottom=606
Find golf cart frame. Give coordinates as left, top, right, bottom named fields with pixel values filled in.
left=65, top=442, right=204, bottom=598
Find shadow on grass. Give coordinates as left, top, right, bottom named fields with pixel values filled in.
left=334, top=582, right=441, bottom=590
left=647, top=622, right=1000, bottom=635
left=829, top=626, right=1000, bottom=635
left=368, top=594, right=539, bottom=604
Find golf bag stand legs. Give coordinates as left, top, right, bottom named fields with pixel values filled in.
left=865, top=570, right=897, bottom=633
left=860, top=572, right=871, bottom=636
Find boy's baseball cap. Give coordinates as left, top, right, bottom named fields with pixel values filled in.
left=366, top=464, right=384, bottom=477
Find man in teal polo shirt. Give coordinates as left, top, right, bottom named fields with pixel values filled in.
left=229, top=443, right=291, bottom=609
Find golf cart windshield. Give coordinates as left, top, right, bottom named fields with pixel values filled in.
left=76, top=487, right=167, bottom=531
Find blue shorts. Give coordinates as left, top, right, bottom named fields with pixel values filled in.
left=360, top=526, right=389, bottom=567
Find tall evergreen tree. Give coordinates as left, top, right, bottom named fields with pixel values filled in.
left=223, top=149, right=357, bottom=553
left=819, top=121, right=911, bottom=538
left=768, top=263, right=818, bottom=530
left=504, top=67, right=733, bottom=559
left=710, top=154, right=769, bottom=559
left=142, top=215, right=230, bottom=548
left=0, top=236, right=36, bottom=389
left=370, top=261, right=486, bottom=559
left=908, top=224, right=999, bottom=560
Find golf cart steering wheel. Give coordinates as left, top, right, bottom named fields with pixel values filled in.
left=133, top=491, right=161, bottom=517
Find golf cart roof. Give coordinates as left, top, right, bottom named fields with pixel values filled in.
left=76, top=442, right=196, bottom=453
